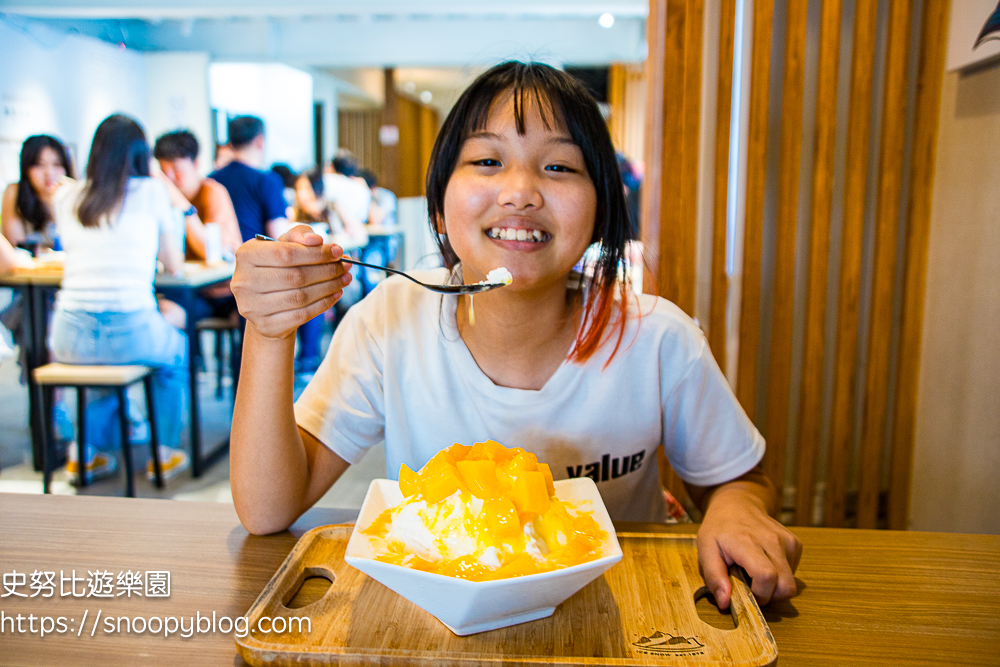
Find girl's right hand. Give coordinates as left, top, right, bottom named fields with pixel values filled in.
left=231, top=224, right=352, bottom=340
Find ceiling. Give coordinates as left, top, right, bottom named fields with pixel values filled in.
left=1, top=1, right=649, bottom=68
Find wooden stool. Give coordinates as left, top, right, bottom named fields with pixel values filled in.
left=196, top=317, right=241, bottom=400
left=33, top=363, right=164, bottom=497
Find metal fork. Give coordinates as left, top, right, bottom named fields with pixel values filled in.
left=253, top=234, right=509, bottom=295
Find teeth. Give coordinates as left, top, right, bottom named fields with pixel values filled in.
left=487, top=227, right=548, bottom=242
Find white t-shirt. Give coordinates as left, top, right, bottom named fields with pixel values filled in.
left=295, top=269, right=765, bottom=523
left=322, top=173, right=372, bottom=227
left=54, top=177, right=173, bottom=313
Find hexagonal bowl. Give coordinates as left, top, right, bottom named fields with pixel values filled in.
left=344, top=477, right=623, bottom=636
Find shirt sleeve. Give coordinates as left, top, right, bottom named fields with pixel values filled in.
left=661, top=336, right=765, bottom=487
left=293, top=299, right=386, bottom=464
left=150, top=179, right=176, bottom=238
left=261, top=171, right=288, bottom=223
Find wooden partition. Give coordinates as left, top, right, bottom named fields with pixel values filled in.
left=380, top=68, right=440, bottom=198
left=644, top=0, right=950, bottom=528
left=337, top=108, right=382, bottom=180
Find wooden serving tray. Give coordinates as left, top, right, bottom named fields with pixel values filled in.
left=237, top=525, right=777, bottom=666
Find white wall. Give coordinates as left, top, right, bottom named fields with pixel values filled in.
left=208, top=62, right=314, bottom=171
left=910, top=62, right=1000, bottom=534
left=311, top=71, right=339, bottom=168
left=144, top=52, right=213, bottom=175
left=0, top=17, right=146, bottom=186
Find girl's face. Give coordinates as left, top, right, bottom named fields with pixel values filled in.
left=28, top=147, right=66, bottom=198
left=442, top=95, right=597, bottom=291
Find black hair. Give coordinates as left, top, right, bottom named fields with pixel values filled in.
left=228, top=116, right=264, bottom=149
left=270, top=164, right=298, bottom=189
left=359, top=168, right=378, bottom=189
left=15, top=135, right=74, bottom=233
left=331, top=155, right=357, bottom=177
left=153, top=130, right=199, bottom=161
left=306, top=167, right=324, bottom=196
left=424, top=61, right=634, bottom=363
left=77, top=114, right=150, bottom=228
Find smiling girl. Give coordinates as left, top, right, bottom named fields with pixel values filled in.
left=230, top=62, right=800, bottom=610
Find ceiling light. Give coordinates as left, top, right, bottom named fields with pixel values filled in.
left=403, top=81, right=417, bottom=93
left=420, top=90, right=433, bottom=104
left=599, top=13, right=615, bottom=28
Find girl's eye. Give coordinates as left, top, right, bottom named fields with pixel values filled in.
left=473, top=158, right=501, bottom=167
left=545, top=164, right=575, bottom=173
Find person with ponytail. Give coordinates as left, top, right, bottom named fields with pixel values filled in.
left=50, top=114, right=189, bottom=483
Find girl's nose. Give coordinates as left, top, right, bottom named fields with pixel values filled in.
left=496, top=166, right=543, bottom=210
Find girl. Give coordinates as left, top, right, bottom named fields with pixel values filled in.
left=1, top=134, right=74, bottom=251
left=230, top=62, right=800, bottom=610
left=50, top=114, right=189, bottom=483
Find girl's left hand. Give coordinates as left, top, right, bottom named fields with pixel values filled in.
left=695, top=485, right=802, bottom=610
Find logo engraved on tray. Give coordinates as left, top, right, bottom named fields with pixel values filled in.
left=632, top=630, right=706, bottom=656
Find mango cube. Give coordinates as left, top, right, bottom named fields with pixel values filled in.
left=537, top=463, right=556, bottom=497
left=398, top=464, right=420, bottom=498
left=482, top=497, right=521, bottom=538
left=470, top=440, right=513, bottom=463
left=456, top=459, right=498, bottom=499
left=418, top=458, right=465, bottom=504
left=511, top=470, right=551, bottom=516
left=446, top=443, right=472, bottom=461
left=494, top=553, right=538, bottom=578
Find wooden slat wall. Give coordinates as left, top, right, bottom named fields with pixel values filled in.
left=645, top=0, right=948, bottom=529
left=654, top=0, right=702, bottom=314
left=888, top=0, right=950, bottom=531
left=608, top=63, right=648, bottom=164
left=644, top=0, right=704, bottom=508
left=824, top=0, right=879, bottom=528
left=734, top=0, right=775, bottom=421
left=855, top=0, right=914, bottom=530
left=761, top=0, right=809, bottom=496
left=707, top=0, right=735, bottom=374
left=640, top=0, right=667, bottom=291
left=794, top=0, right=844, bottom=527
left=336, top=109, right=382, bottom=182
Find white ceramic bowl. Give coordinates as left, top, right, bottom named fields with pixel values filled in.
left=345, top=477, right=623, bottom=636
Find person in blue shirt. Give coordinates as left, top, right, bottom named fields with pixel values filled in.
left=211, top=117, right=323, bottom=374
left=210, top=116, right=288, bottom=242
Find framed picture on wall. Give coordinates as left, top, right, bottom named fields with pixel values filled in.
left=947, top=0, right=1000, bottom=71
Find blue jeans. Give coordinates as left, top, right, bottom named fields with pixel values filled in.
left=49, top=309, right=188, bottom=451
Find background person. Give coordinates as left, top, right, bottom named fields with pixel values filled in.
left=1, top=135, right=77, bottom=440
left=1, top=134, right=74, bottom=252
left=209, top=116, right=288, bottom=243
left=322, top=152, right=370, bottom=240
left=50, top=114, right=189, bottom=483
left=153, top=130, right=242, bottom=262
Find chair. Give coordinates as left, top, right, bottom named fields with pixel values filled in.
left=195, top=317, right=241, bottom=400
left=33, top=363, right=163, bottom=497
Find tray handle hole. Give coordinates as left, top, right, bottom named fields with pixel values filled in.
left=693, top=586, right=737, bottom=631
left=284, top=567, right=336, bottom=610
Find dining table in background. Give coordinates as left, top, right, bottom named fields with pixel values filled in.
left=0, top=261, right=236, bottom=477
left=0, top=492, right=997, bottom=667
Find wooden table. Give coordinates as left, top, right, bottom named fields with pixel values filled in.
left=0, top=493, right=997, bottom=666
left=0, top=262, right=236, bottom=477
